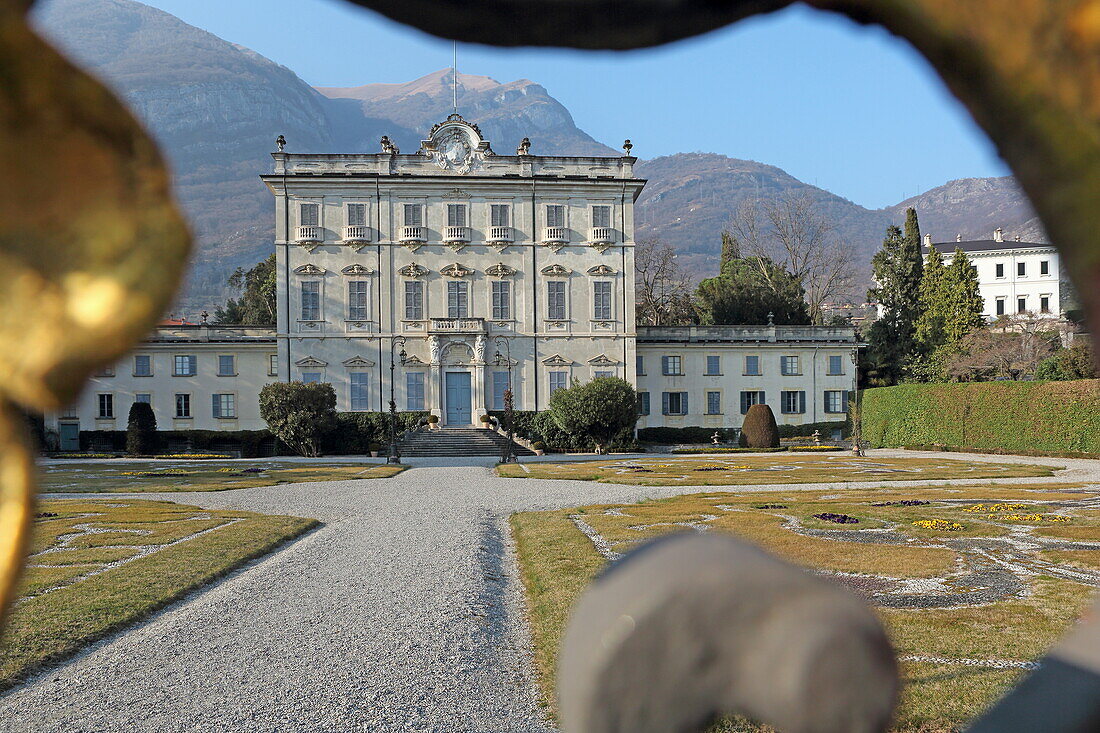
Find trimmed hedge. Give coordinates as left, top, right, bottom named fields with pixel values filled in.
left=327, top=411, right=431, bottom=454
left=862, top=380, right=1100, bottom=454
left=671, top=447, right=788, bottom=454
left=777, top=421, right=848, bottom=439
left=490, top=410, right=641, bottom=453
left=637, top=426, right=737, bottom=444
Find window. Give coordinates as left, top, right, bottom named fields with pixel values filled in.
left=97, top=394, right=113, bottom=419
left=447, top=281, right=469, bottom=318
left=780, top=355, right=801, bottom=376
left=1017, top=297, right=1027, bottom=314
left=491, top=280, right=511, bottom=320
left=637, top=391, right=650, bottom=416
left=1041, top=260, right=1050, bottom=276
left=547, top=281, right=567, bottom=320
left=403, top=203, right=423, bottom=227
left=661, top=355, right=682, bottom=376
left=95, top=366, right=115, bottom=378
left=594, top=371, right=613, bottom=379
left=744, top=355, right=761, bottom=376
left=549, top=371, right=568, bottom=395
left=174, top=393, right=190, bottom=418
left=173, top=354, right=196, bottom=376
left=546, top=204, right=565, bottom=228
left=824, top=390, right=849, bottom=414
left=1040, top=295, right=1051, bottom=314
left=406, top=372, right=425, bottom=411
left=740, top=391, right=765, bottom=415
left=706, top=391, right=721, bottom=415
left=301, top=372, right=322, bottom=384
left=492, top=371, right=510, bottom=411
left=404, top=280, right=424, bottom=320
left=490, top=203, right=510, bottom=227
left=349, top=373, right=370, bottom=411
left=995, top=263, right=1005, bottom=278
left=446, top=203, right=467, bottom=227
left=705, top=355, right=721, bottom=375
left=134, top=355, right=152, bottom=377
left=300, top=202, right=319, bottom=226
left=662, top=392, right=688, bottom=416
left=301, top=281, right=320, bottom=321
left=781, top=390, right=806, bottom=414
left=212, top=393, right=236, bottom=419
left=1018, top=261, right=1027, bottom=277
left=827, top=355, right=844, bottom=376
left=636, top=355, right=645, bottom=375
left=348, top=280, right=369, bottom=321
left=591, top=205, right=611, bottom=228
left=218, top=355, right=235, bottom=376
left=268, top=354, right=279, bottom=376
left=135, top=393, right=151, bottom=404
left=593, top=281, right=612, bottom=320
left=347, top=203, right=367, bottom=226
left=996, top=297, right=1006, bottom=316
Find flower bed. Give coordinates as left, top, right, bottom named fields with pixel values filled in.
left=913, top=519, right=965, bottom=531
left=152, top=453, right=232, bottom=460
left=670, top=447, right=788, bottom=454
left=120, top=470, right=191, bottom=477
left=871, top=500, right=930, bottom=507
left=50, top=453, right=120, bottom=459
left=813, top=512, right=859, bottom=524
left=788, top=445, right=846, bottom=452
left=754, top=503, right=788, bottom=509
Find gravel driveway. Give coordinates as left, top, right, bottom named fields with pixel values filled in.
left=1, top=450, right=1093, bottom=732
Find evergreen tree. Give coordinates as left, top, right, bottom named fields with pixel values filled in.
left=941, top=248, right=984, bottom=343
left=719, top=231, right=741, bottom=271
left=911, top=247, right=984, bottom=380
left=214, top=254, right=277, bottom=325
left=865, top=215, right=924, bottom=385
left=914, top=246, right=947, bottom=352
left=696, top=256, right=810, bottom=325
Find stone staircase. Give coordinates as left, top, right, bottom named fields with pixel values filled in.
left=397, top=427, right=535, bottom=458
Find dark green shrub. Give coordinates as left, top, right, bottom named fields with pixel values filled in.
left=671, top=447, right=787, bottom=454
left=126, top=402, right=158, bottom=455
left=549, top=377, right=637, bottom=454
left=776, top=421, right=848, bottom=439
left=637, top=426, right=736, bottom=444
left=1035, top=342, right=1097, bottom=381
left=862, top=380, right=1100, bottom=454
left=259, top=382, right=338, bottom=457
left=739, top=404, right=780, bottom=448
left=325, top=411, right=430, bottom=454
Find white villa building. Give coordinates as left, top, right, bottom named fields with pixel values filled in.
left=928, top=229, right=1074, bottom=319
left=48, top=116, right=858, bottom=451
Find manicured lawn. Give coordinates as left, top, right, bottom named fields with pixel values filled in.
left=511, top=482, right=1099, bottom=731
left=499, top=454, right=1055, bottom=485
left=0, top=499, right=317, bottom=689
left=38, top=460, right=405, bottom=492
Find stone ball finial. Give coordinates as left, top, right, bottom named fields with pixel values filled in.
left=623, top=139, right=633, bottom=155
left=275, top=134, right=286, bottom=152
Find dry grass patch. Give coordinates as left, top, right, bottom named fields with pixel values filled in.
left=1, top=498, right=317, bottom=690
left=38, top=460, right=405, bottom=493
left=1041, top=550, right=1100, bottom=569
left=500, top=455, right=1054, bottom=486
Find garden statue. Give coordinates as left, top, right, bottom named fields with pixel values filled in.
left=428, top=335, right=440, bottom=364
left=812, top=430, right=821, bottom=446
left=711, top=431, right=721, bottom=445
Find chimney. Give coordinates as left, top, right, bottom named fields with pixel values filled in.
left=923, top=233, right=933, bottom=248
left=994, top=227, right=1004, bottom=242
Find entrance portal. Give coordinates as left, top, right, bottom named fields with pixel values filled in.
left=445, top=371, right=472, bottom=425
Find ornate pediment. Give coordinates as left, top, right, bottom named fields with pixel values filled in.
left=341, top=264, right=375, bottom=276
left=419, top=114, right=493, bottom=174
left=293, top=263, right=325, bottom=276
left=399, top=263, right=428, bottom=278
left=540, top=263, right=571, bottom=277
left=587, top=264, right=616, bottom=276
left=588, top=354, right=619, bottom=367
left=402, top=354, right=426, bottom=366
left=485, top=262, right=516, bottom=277
left=295, top=356, right=328, bottom=368
left=341, top=355, right=376, bottom=368
left=441, top=262, right=473, bottom=278
left=542, top=354, right=572, bottom=367
left=445, top=188, right=471, bottom=199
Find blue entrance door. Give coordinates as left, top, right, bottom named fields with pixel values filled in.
left=59, top=422, right=79, bottom=451
left=445, top=372, right=472, bottom=425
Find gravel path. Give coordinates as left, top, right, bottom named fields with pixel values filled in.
left=2, top=449, right=1096, bottom=732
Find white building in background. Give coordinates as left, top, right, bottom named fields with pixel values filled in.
left=47, top=115, right=859, bottom=449
left=928, top=228, right=1075, bottom=319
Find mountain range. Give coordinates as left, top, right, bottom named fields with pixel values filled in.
left=33, top=0, right=1046, bottom=312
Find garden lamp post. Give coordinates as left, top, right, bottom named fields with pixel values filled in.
left=850, top=345, right=863, bottom=456
left=388, top=335, right=407, bottom=464
left=493, top=336, right=517, bottom=463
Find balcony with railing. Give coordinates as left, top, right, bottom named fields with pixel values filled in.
left=400, top=225, right=427, bottom=243
left=487, top=226, right=514, bottom=243
left=295, top=225, right=322, bottom=244
left=430, top=318, right=486, bottom=333
left=443, top=225, right=470, bottom=243
left=342, top=225, right=371, bottom=243
left=543, top=226, right=568, bottom=244
left=589, top=226, right=615, bottom=244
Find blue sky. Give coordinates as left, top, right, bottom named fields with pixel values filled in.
left=136, top=0, right=1007, bottom=209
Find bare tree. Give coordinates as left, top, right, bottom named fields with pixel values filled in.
left=634, top=238, right=694, bottom=326
left=727, top=192, right=856, bottom=324
left=945, top=314, right=1065, bottom=380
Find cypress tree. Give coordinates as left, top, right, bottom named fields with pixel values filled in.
left=941, top=248, right=984, bottom=343
left=914, top=245, right=947, bottom=352
left=865, top=210, right=925, bottom=385
left=719, top=231, right=741, bottom=272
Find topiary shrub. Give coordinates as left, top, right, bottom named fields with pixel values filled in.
left=738, top=404, right=780, bottom=449
left=259, top=382, right=337, bottom=457
left=549, top=377, right=638, bottom=454
left=126, top=402, right=157, bottom=456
